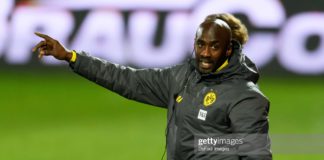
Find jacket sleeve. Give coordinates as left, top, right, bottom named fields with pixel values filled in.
left=69, top=51, right=182, bottom=108
left=229, top=92, right=272, bottom=160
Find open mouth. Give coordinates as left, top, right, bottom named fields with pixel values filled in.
left=200, top=59, right=213, bottom=69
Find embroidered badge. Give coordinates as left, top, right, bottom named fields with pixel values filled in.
left=203, top=91, right=216, bottom=107
left=176, top=95, right=183, bottom=103
left=197, top=109, right=207, bottom=121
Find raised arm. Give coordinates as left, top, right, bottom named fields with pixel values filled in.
left=32, top=32, right=186, bottom=108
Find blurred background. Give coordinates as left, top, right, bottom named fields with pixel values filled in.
left=1, top=0, right=324, bottom=159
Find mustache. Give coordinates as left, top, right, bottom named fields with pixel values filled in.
left=199, top=58, right=213, bottom=63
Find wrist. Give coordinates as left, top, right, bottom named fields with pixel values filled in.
left=70, top=50, right=77, bottom=62
left=64, top=50, right=77, bottom=62
left=64, top=51, right=72, bottom=62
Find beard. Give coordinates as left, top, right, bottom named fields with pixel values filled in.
left=196, top=58, right=216, bottom=74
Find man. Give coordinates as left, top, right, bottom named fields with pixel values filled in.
left=33, top=13, right=271, bottom=160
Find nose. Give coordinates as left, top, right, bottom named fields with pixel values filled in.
left=200, top=47, right=211, bottom=58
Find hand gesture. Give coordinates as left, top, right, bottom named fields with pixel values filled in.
left=32, top=32, right=72, bottom=62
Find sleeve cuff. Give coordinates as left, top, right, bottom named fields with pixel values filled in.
left=69, top=51, right=87, bottom=71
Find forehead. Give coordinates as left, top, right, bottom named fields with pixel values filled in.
left=196, top=19, right=231, bottom=41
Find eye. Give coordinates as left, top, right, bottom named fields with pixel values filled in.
left=211, top=44, right=220, bottom=50
left=196, top=41, right=204, bottom=48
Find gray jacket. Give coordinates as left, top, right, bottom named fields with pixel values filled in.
left=70, top=44, right=272, bottom=160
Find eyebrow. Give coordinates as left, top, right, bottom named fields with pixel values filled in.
left=196, top=39, right=220, bottom=44
left=210, top=40, right=220, bottom=44
left=196, top=39, right=204, bottom=42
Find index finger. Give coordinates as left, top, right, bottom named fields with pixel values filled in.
left=34, top=32, right=54, bottom=42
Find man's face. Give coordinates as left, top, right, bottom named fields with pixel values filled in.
left=194, top=20, right=232, bottom=74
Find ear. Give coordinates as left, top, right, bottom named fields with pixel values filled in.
left=226, top=44, right=232, bottom=57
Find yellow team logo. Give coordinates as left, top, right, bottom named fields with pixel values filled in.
left=176, top=95, right=183, bottom=103
left=203, top=91, right=217, bottom=107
